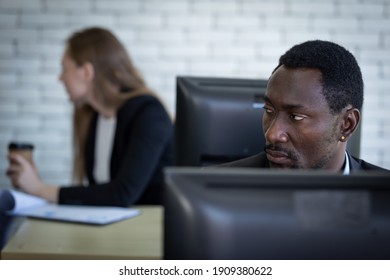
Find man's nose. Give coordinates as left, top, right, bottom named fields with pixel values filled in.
left=264, top=116, right=289, bottom=144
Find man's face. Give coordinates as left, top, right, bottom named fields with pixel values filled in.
left=262, top=65, right=343, bottom=170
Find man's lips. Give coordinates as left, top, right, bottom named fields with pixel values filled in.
left=265, top=149, right=291, bottom=165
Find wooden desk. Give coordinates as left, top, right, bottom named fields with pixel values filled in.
left=1, top=206, right=162, bottom=260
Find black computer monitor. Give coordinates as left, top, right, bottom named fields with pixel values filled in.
left=163, top=167, right=390, bottom=260
left=175, top=76, right=267, bottom=166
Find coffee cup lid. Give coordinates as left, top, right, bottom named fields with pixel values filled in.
left=8, top=142, right=34, bottom=150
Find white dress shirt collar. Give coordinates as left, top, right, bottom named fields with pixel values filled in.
left=343, top=151, right=350, bottom=175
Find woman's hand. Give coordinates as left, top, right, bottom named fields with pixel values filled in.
left=6, top=154, right=59, bottom=203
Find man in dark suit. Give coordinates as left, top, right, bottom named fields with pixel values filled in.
left=223, top=40, right=388, bottom=173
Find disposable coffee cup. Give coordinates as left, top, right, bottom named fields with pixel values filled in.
left=8, top=142, right=34, bottom=165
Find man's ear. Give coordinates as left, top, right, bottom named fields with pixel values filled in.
left=83, top=62, right=95, bottom=82
left=340, top=108, right=360, bottom=142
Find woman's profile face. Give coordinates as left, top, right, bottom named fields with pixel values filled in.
left=59, top=50, right=92, bottom=106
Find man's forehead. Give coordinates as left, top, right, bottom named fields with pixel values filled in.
left=265, top=66, right=327, bottom=109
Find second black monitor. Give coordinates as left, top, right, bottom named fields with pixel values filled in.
left=175, top=76, right=267, bottom=166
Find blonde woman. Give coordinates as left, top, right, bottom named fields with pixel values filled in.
left=7, top=27, right=173, bottom=206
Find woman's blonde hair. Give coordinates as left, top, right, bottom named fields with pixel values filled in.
left=66, top=27, right=151, bottom=183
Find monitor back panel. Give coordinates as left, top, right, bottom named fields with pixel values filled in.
left=164, top=168, right=390, bottom=260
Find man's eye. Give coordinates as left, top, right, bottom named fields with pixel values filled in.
left=263, top=106, right=273, bottom=114
left=290, top=114, right=304, bottom=121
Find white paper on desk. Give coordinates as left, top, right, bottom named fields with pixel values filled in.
left=10, top=204, right=141, bottom=225
left=9, top=190, right=48, bottom=213
left=7, top=190, right=141, bottom=225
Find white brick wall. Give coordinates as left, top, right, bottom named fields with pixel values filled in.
left=0, top=0, right=389, bottom=188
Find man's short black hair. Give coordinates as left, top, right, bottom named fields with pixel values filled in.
left=274, top=40, right=363, bottom=114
